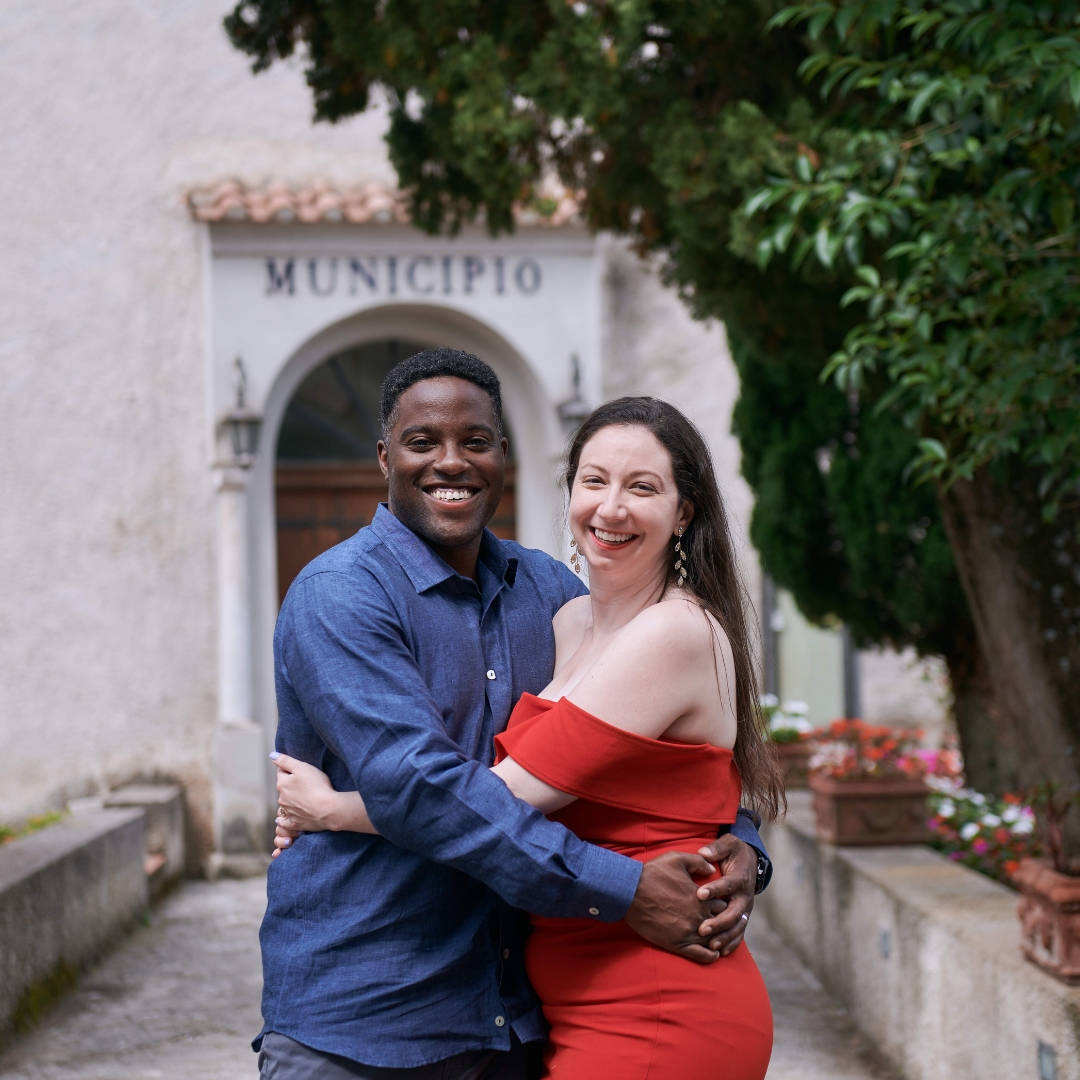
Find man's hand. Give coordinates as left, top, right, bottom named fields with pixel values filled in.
left=624, top=851, right=724, bottom=964
left=693, top=835, right=758, bottom=956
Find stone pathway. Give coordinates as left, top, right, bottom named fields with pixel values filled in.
left=0, top=880, right=264, bottom=1080
left=747, top=920, right=898, bottom=1080
left=0, top=879, right=895, bottom=1079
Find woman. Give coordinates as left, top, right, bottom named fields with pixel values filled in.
left=272, top=397, right=783, bottom=1080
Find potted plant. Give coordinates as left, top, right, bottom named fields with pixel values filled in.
left=761, top=695, right=816, bottom=789
left=808, top=719, right=930, bottom=845
left=1013, top=783, right=1080, bottom=983
left=926, top=779, right=1040, bottom=885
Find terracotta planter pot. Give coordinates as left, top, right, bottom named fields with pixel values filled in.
left=774, top=740, right=815, bottom=790
left=1014, top=857, right=1080, bottom=984
left=808, top=772, right=930, bottom=846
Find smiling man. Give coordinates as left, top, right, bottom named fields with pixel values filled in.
left=256, top=348, right=771, bottom=1080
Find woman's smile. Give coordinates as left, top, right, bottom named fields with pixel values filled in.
left=590, top=527, right=638, bottom=548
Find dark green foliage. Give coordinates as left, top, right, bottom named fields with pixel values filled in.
left=738, top=342, right=967, bottom=658
left=223, top=0, right=977, bottom=691
left=749, top=2, right=1080, bottom=514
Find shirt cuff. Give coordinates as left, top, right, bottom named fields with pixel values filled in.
left=572, top=843, right=643, bottom=922
left=730, top=807, right=773, bottom=893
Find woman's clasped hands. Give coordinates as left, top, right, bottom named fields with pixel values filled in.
left=270, top=752, right=348, bottom=857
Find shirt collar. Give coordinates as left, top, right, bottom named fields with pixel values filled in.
left=370, top=504, right=518, bottom=594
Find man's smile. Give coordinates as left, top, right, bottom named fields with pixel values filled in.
left=426, top=485, right=480, bottom=504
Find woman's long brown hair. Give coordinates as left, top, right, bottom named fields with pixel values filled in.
left=565, top=396, right=785, bottom=819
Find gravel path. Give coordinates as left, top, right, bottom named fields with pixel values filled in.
left=0, top=878, right=895, bottom=1079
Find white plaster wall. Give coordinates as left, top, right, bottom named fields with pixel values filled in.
left=860, top=646, right=951, bottom=743
left=0, top=0, right=394, bottom=849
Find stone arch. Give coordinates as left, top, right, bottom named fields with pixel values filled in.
left=246, top=303, right=567, bottom=786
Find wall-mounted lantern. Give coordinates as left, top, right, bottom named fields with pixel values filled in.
left=220, top=357, right=262, bottom=467
left=557, top=354, right=590, bottom=435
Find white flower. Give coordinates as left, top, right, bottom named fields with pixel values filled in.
left=1001, top=806, right=1021, bottom=824
left=936, top=800, right=956, bottom=819
left=980, top=813, right=1002, bottom=828
left=770, top=713, right=814, bottom=735
left=760, top=693, right=779, bottom=709
left=809, top=744, right=846, bottom=771
left=960, top=822, right=981, bottom=841
left=970, top=793, right=987, bottom=806
left=1011, top=819, right=1035, bottom=836
left=782, top=700, right=810, bottom=716
left=926, top=775, right=961, bottom=794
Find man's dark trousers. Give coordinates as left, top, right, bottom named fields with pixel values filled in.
left=258, top=1032, right=543, bottom=1080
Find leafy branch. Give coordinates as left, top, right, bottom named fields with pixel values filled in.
left=744, top=0, right=1080, bottom=513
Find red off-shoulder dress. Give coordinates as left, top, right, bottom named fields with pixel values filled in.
left=494, top=694, right=773, bottom=1080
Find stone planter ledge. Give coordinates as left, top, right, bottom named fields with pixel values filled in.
left=757, top=791, right=1080, bottom=1080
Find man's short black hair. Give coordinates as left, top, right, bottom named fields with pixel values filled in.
left=380, top=348, right=504, bottom=437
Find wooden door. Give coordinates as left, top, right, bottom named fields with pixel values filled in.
left=276, top=463, right=517, bottom=602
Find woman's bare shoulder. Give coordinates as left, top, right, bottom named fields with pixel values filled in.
left=578, top=598, right=719, bottom=687
left=624, top=595, right=725, bottom=653
left=566, top=597, right=726, bottom=738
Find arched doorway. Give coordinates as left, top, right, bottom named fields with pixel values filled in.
left=274, top=338, right=517, bottom=599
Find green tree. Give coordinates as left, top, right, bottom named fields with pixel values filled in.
left=223, top=0, right=1022, bottom=792
left=736, top=341, right=1012, bottom=788
left=744, top=1, right=1080, bottom=847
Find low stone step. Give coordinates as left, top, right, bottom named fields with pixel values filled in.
left=104, top=784, right=185, bottom=897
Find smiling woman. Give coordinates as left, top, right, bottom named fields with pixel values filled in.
left=275, top=340, right=516, bottom=600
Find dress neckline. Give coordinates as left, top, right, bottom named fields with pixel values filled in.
left=516, top=692, right=733, bottom=755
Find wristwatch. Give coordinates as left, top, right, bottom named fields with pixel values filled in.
left=754, top=853, right=769, bottom=894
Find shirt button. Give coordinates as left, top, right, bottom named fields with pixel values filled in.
left=486, top=669, right=497, bottom=680
left=589, top=907, right=600, bottom=916
left=495, top=1016, right=506, bottom=1027
left=503, top=948, right=510, bottom=959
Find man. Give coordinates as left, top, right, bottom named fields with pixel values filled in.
left=257, top=348, right=771, bottom=1079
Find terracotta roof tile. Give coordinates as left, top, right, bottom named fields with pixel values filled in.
left=186, top=180, right=581, bottom=227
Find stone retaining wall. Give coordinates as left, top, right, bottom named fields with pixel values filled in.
left=758, top=791, right=1080, bottom=1080
left=0, top=809, right=148, bottom=1038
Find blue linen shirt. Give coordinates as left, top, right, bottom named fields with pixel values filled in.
left=258, top=504, right=769, bottom=1068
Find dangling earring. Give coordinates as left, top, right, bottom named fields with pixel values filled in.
left=674, top=526, right=687, bottom=585
left=570, top=537, right=583, bottom=574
